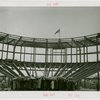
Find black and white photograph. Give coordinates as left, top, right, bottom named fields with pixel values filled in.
left=0, top=5, right=100, bottom=95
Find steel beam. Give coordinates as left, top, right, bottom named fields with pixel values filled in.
left=75, top=63, right=100, bottom=81
left=8, top=39, right=15, bottom=44
left=0, top=65, right=14, bottom=78
left=84, top=36, right=97, bottom=45
left=72, top=38, right=80, bottom=47
left=0, top=34, right=9, bottom=42
left=73, top=63, right=97, bottom=79
left=68, top=63, right=91, bottom=78
left=14, top=37, right=22, bottom=46
left=12, top=63, right=25, bottom=77
left=1, top=61, right=19, bottom=77
left=23, top=63, right=31, bottom=76
left=65, top=63, right=83, bottom=78
left=53, top=64, right=63, bottom=77
left=62, top=63, right=79, bottom=77
left=56, top=64, right=68, bottom=76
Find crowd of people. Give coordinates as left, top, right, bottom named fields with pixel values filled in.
left=10, top=77, right=78, bottom=91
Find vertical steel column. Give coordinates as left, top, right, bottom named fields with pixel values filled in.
left=33, top=47, right=36, bottom=63
left=71, top=47, right=72, bottom=63
left=97, top=72, right=99, bottom=91
left=83, top=46, right=85, bottom=63
left=22, top=45, right=30, bottom=76
left=12, top=41, right=20, bottom=73
left=55, top=49, right=57, bottom=62
left=6, top=44, right=9, bottom=60
left=84, top=78, right=86, bottom=88
left=17, top=46, right=22, bottom=70
left=20, top=40, right=23, bottom=62
left=6, top=36, right=9, bottom=60
left=1, top=40, right=4, bottom=60
left=23, top=46, right=25, bottom=62
left=76, top=48, right=78, bottom=63
left=83, top=45, right=86, bottom=85
left=79, top=48, right=81, bottom=63
left=19, top=46, right=22, bottom=71
left=33, top=47, right=37, bottom=77
left=32, top=47, right=36, bottom=76
left=12, top=46, right=15, bottom=61
left=52, top=49, right=53, bottom=63
left=83, top=38, right=86, bottom=63
left=12, top=41, right=16, bottom=61
left=20, top=46, right=22, bottom=62
left=79, top=47, right=82, bottom=88
left=70, top=47, right=73, bottom=76
left=63, top=49, right=64, bottom=63
left=32, top=47, right=34, bottom=76
left=44, top=39, right=48, bottom=77
left=84, top=36, right=88, bottom=63
left=30, top=48, right=32, bottom=62
left=63, top=48, right=67, bottom=76
left=51, top=48, right=53, bottom=77
left=23, top=46, right=28, bottom=75
left=33, top=39, right=37, bottom=77
left=13, top=37, right=22, bottom=61
left=45, top=47, right=48, bottom=63
left=65, top=48, right=67, bottom=63
left=86, top=47, right=88, bottom=62
left=61, top=48, right=62, bottom=63
left=96, top=35, right=99, bottom=91
left=29, top=47, right=32, bottom=74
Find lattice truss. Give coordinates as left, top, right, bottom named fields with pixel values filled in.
left=0, top=32, right=100, bottom=80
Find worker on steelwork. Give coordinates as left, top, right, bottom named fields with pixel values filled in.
left=1, top=79, right=5, bottom=91
left=96, top=82, right=99, bottom=91
left=37, top=77, right=41, bottom=90
left=51, top=77, right=56, bottom=90
left=63, top=78, right=67, bottom=90
left=51, top=80, right=54, bottom=90
left=54, top=77, right=59, bottom=90
left=57, top=77, right=65, bottom=90
left=40, top=77, right=46, bottom=90
left=67, top=77, right=75, bottom=91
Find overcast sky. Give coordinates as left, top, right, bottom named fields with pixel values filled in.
left=0, top=7, right=100, bottom=38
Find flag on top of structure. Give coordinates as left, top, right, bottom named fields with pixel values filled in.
left=55, top=29, right=60, bottom=34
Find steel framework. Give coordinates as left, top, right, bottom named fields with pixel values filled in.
left=0, top=32, right=100, bottom=83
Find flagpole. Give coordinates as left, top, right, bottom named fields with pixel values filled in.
left=59, top=30, right=60, bottom=39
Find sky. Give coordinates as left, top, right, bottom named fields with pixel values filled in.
left=0, top=7, right=100, bottom=39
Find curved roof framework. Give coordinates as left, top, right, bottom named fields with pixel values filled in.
left=0, top=32, right=100, bottom=49
left=0, top=32, right=100, bottom=81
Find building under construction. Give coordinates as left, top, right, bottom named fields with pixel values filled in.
left=0, top=32, right=100, bottom=91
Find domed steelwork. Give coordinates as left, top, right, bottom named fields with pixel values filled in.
left=0, top=32, right=100, bottom=90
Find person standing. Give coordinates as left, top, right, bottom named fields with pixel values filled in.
left=51, top=80, right=54, bottom=90
left=1, top=79, right=5, bottom=91
left=67, top=77, right=75, bottom=91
